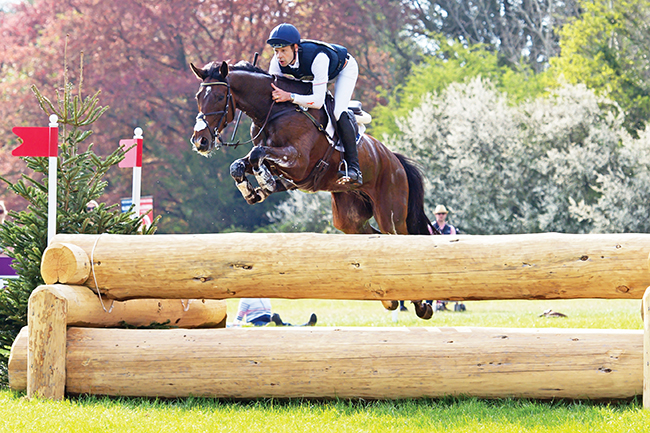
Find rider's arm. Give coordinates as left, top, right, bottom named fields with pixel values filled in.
left=292, top=52, right=329, bottom=109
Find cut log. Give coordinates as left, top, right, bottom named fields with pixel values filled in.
left=8, top=326, right=642, bottom=399
left=40, top=284, right=227, bottom=328
left=8, top=327, right=28, bottom=392
left=27, top=286, right=67, bottom=400
left=641, top=287, right=650, bottom=409
left=40, top=242, right=90, bottom=285
left=43, top=233, right=650, bottom=301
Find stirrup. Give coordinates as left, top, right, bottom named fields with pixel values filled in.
left=336, top=160, right=362, bottom=185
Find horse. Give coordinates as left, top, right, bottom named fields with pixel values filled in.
left=189, top=60, right=438, bottom=319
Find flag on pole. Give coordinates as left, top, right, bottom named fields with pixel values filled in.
left=118, top=138, right=143, bottom=168
left=11, top=115, right=59, bottom=245
left=12, top=126, right=58, bottom=157
left=119, top=128, right=144, bottom=229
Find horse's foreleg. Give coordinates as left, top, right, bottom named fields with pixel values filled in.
left=251, top=145, right=301, bottom=170
left=253, top=164, right=276, bottom=197
left=230, top=158, right=264, bottom=205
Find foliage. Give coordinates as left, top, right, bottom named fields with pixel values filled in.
left=387, top=78, right=650, bottom=235
left=0, top=67, right=155, bottom=385
left=549, top=0, right=650, bottom=137
left=406, top=0, right=582, bottom=72
left=370, top=40, right=548, bottom=139
left=264, top=191, right=338, bottom=234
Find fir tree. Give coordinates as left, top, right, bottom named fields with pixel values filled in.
left=0, top=56, right=157, bottom=385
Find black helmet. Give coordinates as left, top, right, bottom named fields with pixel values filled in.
left=266, top=23, right=301, bottom=48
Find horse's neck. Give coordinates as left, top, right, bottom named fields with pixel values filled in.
left=230, top=72, right=273, bottom=124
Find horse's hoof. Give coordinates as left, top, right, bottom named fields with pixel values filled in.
left=381, top=300, right=398, bottom=311
left=230, top=159, right=247, bottom=180
left=414, top=302, right=433, bottom=320
left=243, top=193, right=260, bottom=205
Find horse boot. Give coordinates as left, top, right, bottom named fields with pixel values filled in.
left=336, top=111, right=363, bottom=186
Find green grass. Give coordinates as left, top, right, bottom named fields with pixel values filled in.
left=227, top=298, right=644, bottom=330
left=1, top=299, right=648, bottom=432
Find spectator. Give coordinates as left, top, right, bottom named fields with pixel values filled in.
left=432, top=205, right=457, bottom=234
left=428, top=205, right=465, bottom=312
left=233, top=298, right=317, bottom=326
left=86, top=200, right=98, bottom=212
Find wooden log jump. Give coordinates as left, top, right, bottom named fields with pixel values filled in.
left=9, top=325, right=643, bottom=400
left=12, top=232, right=650, bottom=403
left=42, top=233, right=650, bottom=301
left=17, top=284, right=226, bottom=399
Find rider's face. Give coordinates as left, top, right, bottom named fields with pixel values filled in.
left=274, top=45, right=297, bottom=67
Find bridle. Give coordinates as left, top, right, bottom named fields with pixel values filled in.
left=195, top=77, right=277, bottom=150
left=195, top=80, right=236, bottom=148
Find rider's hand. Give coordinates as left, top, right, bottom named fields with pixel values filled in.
left=271, top=83, right=293, bottom=103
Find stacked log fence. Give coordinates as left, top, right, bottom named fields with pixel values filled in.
left=7, top=232, right=650, bottom=406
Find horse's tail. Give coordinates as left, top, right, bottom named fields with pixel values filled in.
left=394, top=153, right=436, bottom=235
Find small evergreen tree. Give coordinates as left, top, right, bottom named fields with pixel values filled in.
left=0, top=59, right=156, bottom=385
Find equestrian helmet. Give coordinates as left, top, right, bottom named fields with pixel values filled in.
left=267, top=23, right=301, bottom=47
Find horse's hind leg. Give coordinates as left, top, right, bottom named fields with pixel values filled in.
left=413, top=301, right=433, bottom=319
left=332, top=192, right=398, bottom=310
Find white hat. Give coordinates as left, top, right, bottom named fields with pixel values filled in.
left=434, top=205, right=448, bottom=214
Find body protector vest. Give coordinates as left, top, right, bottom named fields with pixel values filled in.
left=280, top=40, right=348, bottom=82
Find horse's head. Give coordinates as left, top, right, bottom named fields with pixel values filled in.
left=190, top=61, right=237, bottom=156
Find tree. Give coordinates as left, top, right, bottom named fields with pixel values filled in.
left=264, top=191, right=338, bottom=234
left=549, top=0, right=650, bottom=137
left=388, top=78, right=650, bottom=234
left=407, top=0, right=582, bottom=72
left=370, top=40, right=548, bottom=138
left=0, top=0, right=419, bottom=233
left=0, top=63, right=153, bottom=384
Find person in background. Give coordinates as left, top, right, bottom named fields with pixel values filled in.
left=0, top=201, right=6, bottom=225
left=432, top=205, right=457, bottom=235
left=428, top=205, right=465, bottom=311
left=86, top=200, right=98, bottom=212
left=233, top=298, right=317, bottom=326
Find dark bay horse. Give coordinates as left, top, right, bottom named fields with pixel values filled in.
left=190, top=60, right=437, bottom=319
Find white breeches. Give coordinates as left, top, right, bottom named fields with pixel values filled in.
left=333, top=56, right=359, bottom=120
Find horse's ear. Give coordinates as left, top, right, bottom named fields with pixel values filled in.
left=190, top=63, right=207, bottom=80
left=220, top=61, right=229, bottom=78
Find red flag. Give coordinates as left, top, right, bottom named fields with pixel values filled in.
left=118, top=138, right=143, bottom=168
left=12, top=126, right=58, bottom=157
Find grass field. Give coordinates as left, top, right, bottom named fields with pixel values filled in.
left=2, top=298, right=648, bottom=432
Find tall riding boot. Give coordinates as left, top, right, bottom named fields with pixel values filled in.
left=336, top=111, right=363, bottom=186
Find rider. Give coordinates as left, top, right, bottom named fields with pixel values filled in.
left=266, top=23, right=363, bottom=186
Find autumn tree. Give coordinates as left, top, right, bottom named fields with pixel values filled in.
left=0, top=0, right=415, bottom=233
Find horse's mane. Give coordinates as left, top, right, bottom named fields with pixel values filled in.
left=203, top=61, right=270, bottom=80
left=204, top=60, right=312, bottom=94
